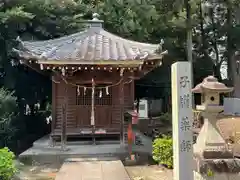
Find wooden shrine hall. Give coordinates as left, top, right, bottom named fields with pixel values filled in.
left=14, top=13, right=167, bottom=147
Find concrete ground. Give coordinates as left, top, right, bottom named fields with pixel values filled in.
left=16, top=131, right=168, bottom=180
left=15, top=161, right=173, bottom=180
left=126, top=165, right=173, bottom=180
left=19, top=131, right=153, bottom=165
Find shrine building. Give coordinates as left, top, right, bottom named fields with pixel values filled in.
left=14, top=13, right=167, bottom=147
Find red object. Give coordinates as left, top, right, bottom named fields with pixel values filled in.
left=132, top=110, right=139, bottom=124
left=127, top=123, right=134, bottom=156
left=127, top=124, right=133, bottom=143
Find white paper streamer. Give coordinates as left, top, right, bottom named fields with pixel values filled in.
left=106, top=86, right=109, bottom=95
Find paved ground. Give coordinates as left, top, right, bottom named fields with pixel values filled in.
left=55, top=160, right=130, bottom=180
left=15, top=161, right=173, bottom=180
left=16, top=132, right=169, bottom=180
left=126, top=165, right=172, bottom=180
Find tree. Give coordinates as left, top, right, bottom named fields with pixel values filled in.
left=0, top=88, right=18, bottom=147
left=0, top=0, right=88, bottom=150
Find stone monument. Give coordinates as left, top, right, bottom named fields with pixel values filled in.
left=171, top=62, right=193, bottom=180
left=192, top=76, right=240, bottom=180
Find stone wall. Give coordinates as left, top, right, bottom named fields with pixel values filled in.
left=194, top=171, right=240, bottom=180
left=193, top=158, right=240, bottom=180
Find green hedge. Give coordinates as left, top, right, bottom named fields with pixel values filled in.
left=152, top=135, right=173, bottom=168
left=0, top=147, right=17, bottom=180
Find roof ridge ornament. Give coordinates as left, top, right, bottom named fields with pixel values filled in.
left=92, top=13, right=100, bottom=21
left=154, top=39, right=164, bottom=54
left=87, top=12, right=104, bottom=28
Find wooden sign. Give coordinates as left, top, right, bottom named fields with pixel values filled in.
left=81, top=129, right=92, bottom=134
left=171, top=62, right=193, bottom=180
left=95, top=129, right=106, bottom=134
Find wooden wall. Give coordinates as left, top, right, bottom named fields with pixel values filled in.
left=51, top=71, right=134, bottom=135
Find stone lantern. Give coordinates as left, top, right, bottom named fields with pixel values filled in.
left=192, top=76, right=233, bottom=158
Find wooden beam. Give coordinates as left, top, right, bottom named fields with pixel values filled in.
left=50, top=78, right=56, bottom=147
left=37, top=60, right=144, bottom=65
left=61, top=83, right=68, bottom=151
left=119, top=68, right=125, bottom=145
left=22, top=62, right=49, bottom=77
left=91, top=78, right=96, bottom=145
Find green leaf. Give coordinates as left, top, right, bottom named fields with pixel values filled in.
left=0, top=7, right=34, bottom=24
left=152, top=136, right=173, bottom=168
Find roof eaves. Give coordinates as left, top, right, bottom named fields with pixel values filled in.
left=36, top=60, right=144, bottom=65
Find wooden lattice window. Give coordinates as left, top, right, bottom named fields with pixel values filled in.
left=76, top=85, right=112, bottom=105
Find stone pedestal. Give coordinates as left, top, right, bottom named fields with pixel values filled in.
left=194, top=112, right=233, bottom=159
left=193, top=158, right=240, bottom=180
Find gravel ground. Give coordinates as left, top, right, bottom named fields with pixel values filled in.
left=126, top=165, right=173, bottom=180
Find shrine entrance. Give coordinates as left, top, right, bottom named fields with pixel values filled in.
left=76, top=84, right=113, bottom=129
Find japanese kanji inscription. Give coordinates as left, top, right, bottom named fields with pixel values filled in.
left=171, top=62, right=193, bottom=180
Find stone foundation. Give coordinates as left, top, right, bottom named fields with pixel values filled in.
left=193, top=157, right=240, bottom=180
left=195, top=150, right=233, bottom=159
left=194, top=172, right=240, bottom=180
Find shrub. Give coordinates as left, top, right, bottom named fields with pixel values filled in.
left=0, top=147, right=17, bottom=180
left=159, top=113, right=172, bottom=124
left=152, top=135, right=173, bottom=168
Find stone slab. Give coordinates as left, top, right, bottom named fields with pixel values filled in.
left=193, top=157, right=240, bottom=174
left=55, top=160, right=130, bottom=180
left=19, top=132, right=152, bottom=165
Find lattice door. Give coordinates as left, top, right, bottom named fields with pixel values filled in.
left=76, top=85, right=113, bottom=127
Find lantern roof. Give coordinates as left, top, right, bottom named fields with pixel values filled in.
left=192, top=76, right=233, bottom=93
left=14, top=13, right=166, bottom=65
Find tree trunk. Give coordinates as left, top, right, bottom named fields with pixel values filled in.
left=226, top=1, right=240, bottom=97
left=209, top=4, right=221, bottom=76
left=213, top=64, right=222, bottom=81
left=185, top=0, right=195, bottom=107
left=199, top=0, right=216, bottom=72
left=185, top=0, right=192, bottom=64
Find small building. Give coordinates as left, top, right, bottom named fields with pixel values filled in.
left=14, top=13, right=166, bottom=147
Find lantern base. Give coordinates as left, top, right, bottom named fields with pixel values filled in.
left=194, top=149, right=233, bottom=159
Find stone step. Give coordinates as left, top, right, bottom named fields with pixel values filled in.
left=18, top=131, right=152, bottom=165
left=55, top=160, right=131, bottom=180
left=33, top=140, right=121, bottom=148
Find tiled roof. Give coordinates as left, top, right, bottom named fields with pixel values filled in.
left=15, top=25, right=164, bottom=63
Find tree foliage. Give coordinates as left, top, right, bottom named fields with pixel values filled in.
left=0, top=147, right=17, bottom=180
left=0, top=88, right=18, bottom=147
left=153, top=135, right=173, bottom=168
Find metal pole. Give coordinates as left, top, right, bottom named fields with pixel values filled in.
left=91, top=78, right=96, bottom=145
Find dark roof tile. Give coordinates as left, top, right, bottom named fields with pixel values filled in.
left=16, top=27, right=163, bottom=62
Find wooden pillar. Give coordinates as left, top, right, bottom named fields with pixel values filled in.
left=91, top=78, right=96, bottom=145
left=49, top=76, right=56, bottom=147
left=61, top=82, right=68, bottom=151
left=119, top=68, right=125, bottom=145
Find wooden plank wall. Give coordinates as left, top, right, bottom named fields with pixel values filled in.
left=52, top=74, right=135, bottom=134
left=124, top=81, right=134, bottom=111
left=54, top=79, right=77, bottom=129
